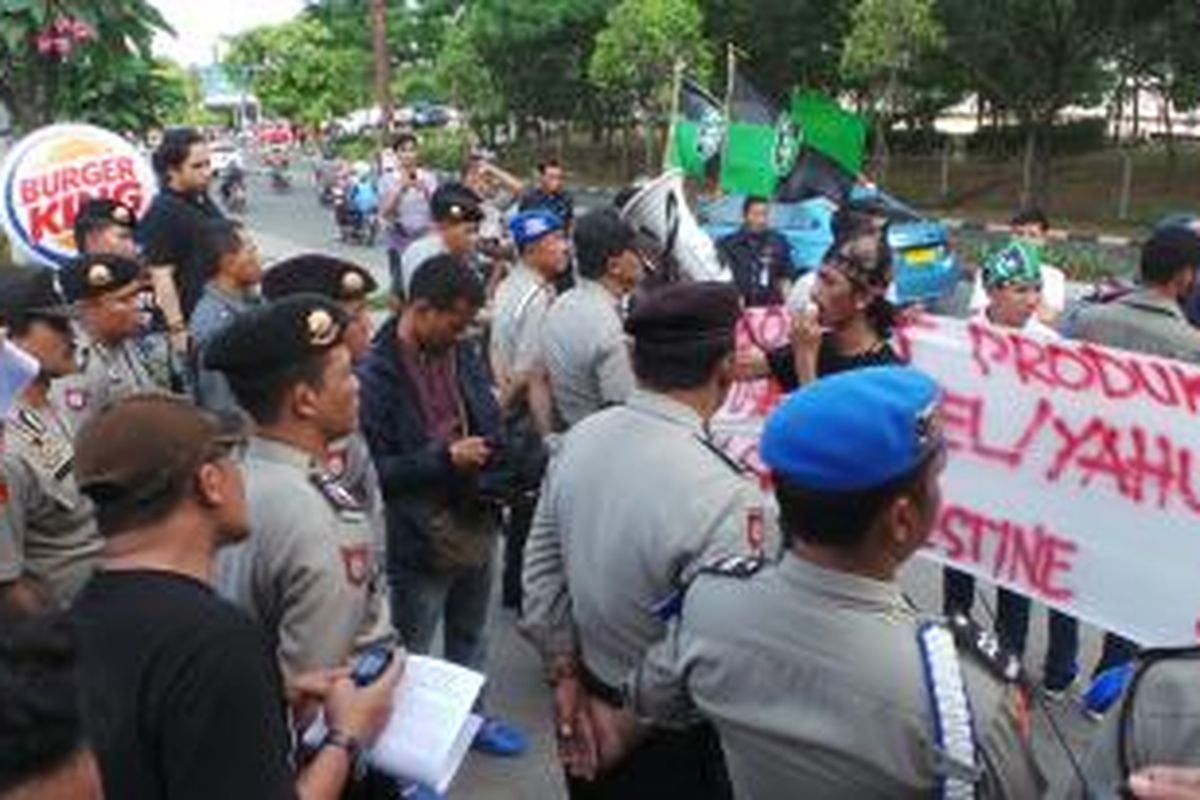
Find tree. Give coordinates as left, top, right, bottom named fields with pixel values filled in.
left=937, top=0, right=1123, bottom=205
left=435, top=12, right=503, bottom=137
left=224, top=17, right=369, bottom=127
left=841, top=0, right=944, bottom=178
left=699, top=0, right=853, bottom=99
left=58, top=55, right=190, bottom=133
left=0, top=0, right=171, bottom=132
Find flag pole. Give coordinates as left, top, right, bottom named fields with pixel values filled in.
left=717, top=42, right=737, bottom=186
left=663, top=58, right=684, bottom=172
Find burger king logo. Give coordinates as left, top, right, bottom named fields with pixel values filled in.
left=0, top=124, right=156, bottom=268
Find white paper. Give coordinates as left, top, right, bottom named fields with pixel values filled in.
left=0, top=340, right=38, bottom=417
left=304, top=656, right=486, bottom=792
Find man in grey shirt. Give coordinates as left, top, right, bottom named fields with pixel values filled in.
left=542, top=209, right=640, bottom=429
left=396, top=183, right=484, bottom=299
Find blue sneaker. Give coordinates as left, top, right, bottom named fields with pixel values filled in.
left=1083, top=662, right=1136, bottom=720
left=400, top=782, right=443, bottom=800
left=471, top=716, right=528, bottom=757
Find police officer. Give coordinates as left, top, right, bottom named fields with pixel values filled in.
left=54, top=253, right=165, bottom=431
left=0, top=268, right=100, bottom=609
left=205, top=295, right=394, bottom=678
left=521, top=281, right=779, bottom=798
left=73, top=197, right=138, bottom=259
left=630, top=367, right=1044, bottom=799
left=492, top=209, right=571, bottom=610
left=261, top=254, right=384, bottom=544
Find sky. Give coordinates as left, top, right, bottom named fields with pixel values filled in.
left=150, top=0, right=306, bottom=67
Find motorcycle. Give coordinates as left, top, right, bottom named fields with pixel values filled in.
left=265, top=150, right=292, bottom=193
left=334, top=181, right=380, bottom=246
left=219, top=166, right=247, bottom=214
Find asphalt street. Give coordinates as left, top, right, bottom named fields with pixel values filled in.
left=239, top=162, right=1107, bottom=800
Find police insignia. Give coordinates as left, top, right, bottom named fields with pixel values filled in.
left=947, top=612, right=1024, bottom=684
left=699, top=554, right=765, bottom=579
left=0, top=475, right=7, bottom=506
left=341, top=270, right=366, bottom=296
left=340, top=544, right=370, bottom=587
left=87, top=263, right=114, bottom=288
left=325, top=448, right=347, bottom=478
left=306, top=308, right=339, bottom=347
left=64, top=388, right=89, bottom=411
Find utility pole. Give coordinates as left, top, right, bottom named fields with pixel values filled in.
left=371, top=0, right=392, bottom=144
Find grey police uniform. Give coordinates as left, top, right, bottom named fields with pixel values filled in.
left=1071, top=288, right=1200, bottom=363
left=1075, top=650, right=1200, bottom=798
left=53, top=332, right=162, bottom=431
left=0, top=451, right=32, bottom=587
left=0, top=399, right=100, bottom=605
left=189, top=283, right=261, bottom=413
left=540, top=278, right=634, bottom=428
left=632, top=555, right=1044, bottom=799
left=217, top=436, right=393, bottom=677
left=521, top=388, right=779, bottom=689
left=491, top=262, right=553, bottom=383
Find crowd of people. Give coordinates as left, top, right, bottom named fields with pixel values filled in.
left=0, top=123, right=1199, bottom=800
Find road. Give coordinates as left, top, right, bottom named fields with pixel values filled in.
left=239, top=164, right=1107, bottom=800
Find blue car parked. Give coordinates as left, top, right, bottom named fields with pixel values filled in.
left=699, top=186, right=957, bottom=304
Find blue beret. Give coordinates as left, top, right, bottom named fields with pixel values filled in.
left=761, top=366, right=943, bottom=492
left=509, top=209, right=562, bottom=249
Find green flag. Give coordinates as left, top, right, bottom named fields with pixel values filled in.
left=667, top=77, right=725, bottom=177
left=790, top=91, right=866, bottom=175
left=719, top=70, right=798, bottom=196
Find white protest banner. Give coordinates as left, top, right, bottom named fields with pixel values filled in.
left=710, top=305, right=791, bottom=484
left=0, top=124, right=156, bottom=268
left=900, top=314, right=1200, bottom=647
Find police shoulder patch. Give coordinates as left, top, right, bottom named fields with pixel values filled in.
left=310, top=472, right=364, bottom=516
left=698, top=553, right=766, bottom=580
left=946, top=612, right=1024, bottom=684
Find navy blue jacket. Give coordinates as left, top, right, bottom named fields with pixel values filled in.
left=357, top=316, right=508, bottom=569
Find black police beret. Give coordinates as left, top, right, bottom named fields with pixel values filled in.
left=0, top=267, right=74, bottom=324
left=59, top=253, right=145, bottom=302
left=431, top=182, right=483, bottom=223
left=625, top=282, right=741, bottom=345
left=203, top=294, right=350, bottom=376
left=261, top=253, right=378, bottom=302
left=75, top=197, right=137, bottom=231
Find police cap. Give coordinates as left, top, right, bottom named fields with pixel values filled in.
left=431, top=182, right=483, bottom=224
left=261, top=253, right=378, bottom=302
left=203, top=294, right=349, bottom=377
left=761, top=366, right=943, bottom=492
left=0, top=268, right=74, bottom=325
left=59, top=253, right=146, bottom=302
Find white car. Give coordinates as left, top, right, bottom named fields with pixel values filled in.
left=210, top=142, right=243, bottom=177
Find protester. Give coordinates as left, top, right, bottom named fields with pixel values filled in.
left=941, top=240, right=1081, bottom=699
left=70, top=394, right=400, bottom=799
left=261, top=254, right=385, bottom=545
left=716, top=195, right=794, bottom=307
left=628, top=367, right=1043, bottom=797
left=1069, top=224, right=1200, bottom=710
left=0, top=612, right=101, bottom=800
left=72, top=198, right=138, bottom=260
left=396, top=183, right=484, bottom=299
left=136, top=126, right=225, bottom=330
left=188, top=220, right=263, bottom=413
left=521, top=281, right=779, bottom=798
left=490, top=209, right=570, bottom=610
left=768, top=216, right=901, bottom=388
left=462, top=154, right=524, bottom=296
left=381, top=132, right=438, bottom=288
left=0, top=269, right=99, bottom=611
left=541, top=208, right=639, bottom=429
left=204, top=296, right=394, bottom=680
left=53, top=253, right=164, bottom=431
left=357, top=255, right=528, bottom=757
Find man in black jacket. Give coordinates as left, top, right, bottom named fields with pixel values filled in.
left=357, top=253, right=528, bottom=757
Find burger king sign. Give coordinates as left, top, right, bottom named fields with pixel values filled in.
left=1, top=124, right=156, bottom=268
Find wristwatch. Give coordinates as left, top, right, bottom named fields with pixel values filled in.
left=321, top=729, right=367, bottom=779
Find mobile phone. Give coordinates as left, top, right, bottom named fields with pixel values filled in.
left=350, top=645, right=393, bottom=687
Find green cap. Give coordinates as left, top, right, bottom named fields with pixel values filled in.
left=982, top=240, right=1042, bottom=289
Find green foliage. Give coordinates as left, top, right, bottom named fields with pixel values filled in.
left=588, top=0, right=712, bottom=117
left=333, top=126, right=471, bottom=172
left=841, top=0, right=945, bottom=125
left=0, top=0, right=172, bottom=131
left=435, top=11, right=503, bottom=123
left=224, top=16, right=369, bottom=127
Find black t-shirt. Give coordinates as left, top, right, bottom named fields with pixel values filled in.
left=136, top=188, right=225, bottom=319
left=71, top=570, right=296, bottom=800
left=717, top=229, right=794, bottom=307
left=518, top=187, right=574, bottom=229
left=767, top=333, right=902, bottom=391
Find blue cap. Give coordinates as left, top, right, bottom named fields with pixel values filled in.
left=509, top=209, right=562, bottom=249
left=761, top=366, right=943, bottom=492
